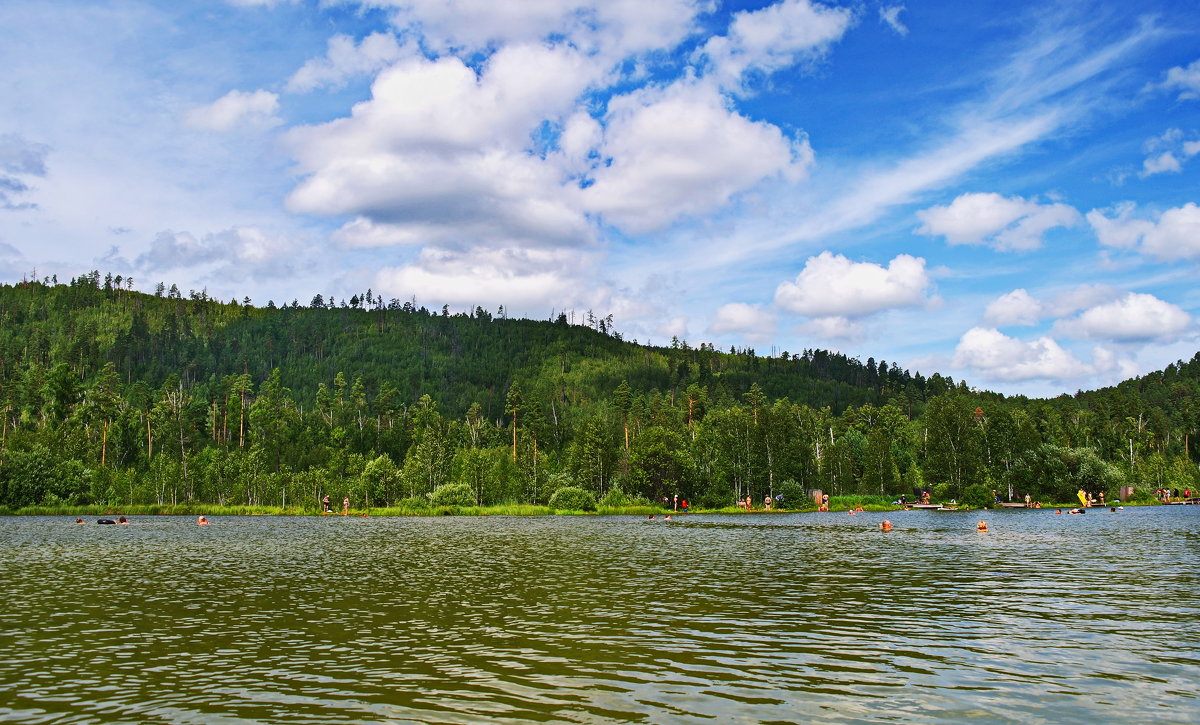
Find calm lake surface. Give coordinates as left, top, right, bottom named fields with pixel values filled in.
left=2, top=507, right=1199, bottom=724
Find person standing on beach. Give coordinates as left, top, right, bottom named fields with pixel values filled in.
left=342, top=497, right=350, bottom=516
left=322, top=495, right=332, bottom=513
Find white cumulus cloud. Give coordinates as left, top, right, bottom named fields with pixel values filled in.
left=1140, top=151, right=1182, bottom=176
left=371, top=0, right=702, bottom=60
left=1047, top=283, right=1122, bottom=317
left=374, top=245, right=596, bottom=310
left=286, top=45, right=601, bottom=248
left=708, top=302, right=777, bottom=341
left=953, top=327, right=1098, bottom=382
left=1138, top=128, right=1200, bottom=178
left=916, top=192, right=1081, bottom=251
left=580, top=81, right=814, bottom=233
left=1087, top=202, right=1200, bottom=260
left=799, top=315, right=863, bottom=341
left=135, top=226, right=305, bottom=280
left=1057, top=292, right=1191, bottom=342
left=1157, top=58, right=1200, bottom=100
left=699, top=0, right=853, bottom=90
left=774, top=252, right=931, bottom=318
left=185, top=89, right=281, bottom=132
left=984, top=288, right=1043, bottom=326
left=287, top=32, right=408, bottom=93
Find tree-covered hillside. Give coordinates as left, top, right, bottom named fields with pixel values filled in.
left=2, top=272, right=1198, bottom=511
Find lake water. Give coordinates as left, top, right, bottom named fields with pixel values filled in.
left=2, top=507, right=1198, bottom=724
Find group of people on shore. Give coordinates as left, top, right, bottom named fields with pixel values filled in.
left=648, top=494, right=691, bottom=520
left=660, top=494, right=689, bottom=513
left=738, top=494, right=783, bottom=511
left=321, top=495, right=352, bottom=515
left=1156, top=488, right=1193, bottom=503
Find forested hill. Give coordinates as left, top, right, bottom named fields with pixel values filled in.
left=0, top=273, right=944, bottom=421
left=2, top=272, right=1199, bottom=514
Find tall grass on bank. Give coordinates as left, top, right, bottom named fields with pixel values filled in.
left=595, top=505, right=660, bottom=515
left=828, top=495, right=896, bottom=511
left=9, top=503, right=312, bottom=516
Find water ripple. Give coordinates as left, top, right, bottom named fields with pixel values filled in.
left=2, top=508, right=1199, bottom=723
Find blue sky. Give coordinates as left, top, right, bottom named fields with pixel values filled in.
left=1, top=0, right=1198, bottom=397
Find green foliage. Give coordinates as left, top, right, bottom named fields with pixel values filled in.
left=1006, top=445, right=1124, bottom=503
left=548, top=486, right=597, bottom=511
left=361, top=454, right=400, bottom=507
left=1128, top=487, right=1157, bottom=504
left=429, top=483, right=475, bottom=507
left=598, top=487, right=630, bottom=507
left=776, top=479, right=807, bottom=508
left=0, top=445, right=89, bottom=507
left=961, top=483, right=993, bottom=509
left=626, top=426, right=694, bottom=501
left=1, top=276, right=1199, bottom=514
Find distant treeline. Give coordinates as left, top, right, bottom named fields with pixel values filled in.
left=0, top=273, right=1197, bottom=512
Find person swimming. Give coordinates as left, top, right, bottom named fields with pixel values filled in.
left=197, top=515, right=210, bottom=525
left=880, top=520, right=893, bottom=531
left=648, top=514, right=655, bottom=520
left=118, top=516, right=129, bottom=525
left=976, top=520, right=988, bottom=532
left=75, top=517, right=84, bottom=524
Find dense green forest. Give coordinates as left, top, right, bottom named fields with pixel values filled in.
left=2, top=272, right=1198, bottom=512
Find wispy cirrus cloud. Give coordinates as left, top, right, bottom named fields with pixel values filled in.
left=879, top=5, right=908, bottom=36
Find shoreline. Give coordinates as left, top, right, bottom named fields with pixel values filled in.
left=2, top=500, right=1161, bottom=518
